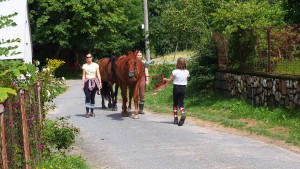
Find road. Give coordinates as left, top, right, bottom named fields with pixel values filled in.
left=48, top=80, right=300, bottom=169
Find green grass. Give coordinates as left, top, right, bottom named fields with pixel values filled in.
left=152, top=50, right=196, bottom=62
left=36, top=153, right=90, bottom=169
left=145, top=84, right=300, bottom=146
left=273, top=58, right=300, bottom=75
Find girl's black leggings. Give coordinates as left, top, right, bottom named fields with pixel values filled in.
left=173, top=85, right=186, bottom=108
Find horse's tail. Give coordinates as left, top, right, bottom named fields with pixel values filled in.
left=101, top=81, right=110, bottom=100
left=110, top=56, right=118, bottom=82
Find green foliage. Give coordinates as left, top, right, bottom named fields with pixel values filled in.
left=147, top=64, right=173, bottom=90
left=43, top=117, right=79, bottom=150
left=0, top=60, right=37, bottom=102
left=273, top=57, right=300, bottom=74
left=211, top=0, right=285, bottom=70
left=212, top=0, right=285, bottom=35
left=283, top=0, right=300, bottom=24
left=37, top=154, right=90, bottom=169
left=0, top=1, right=25, bottom=102
left=46, top=58, right=65, bottom=74
left=28, top=0, right=143, bottom=56
left=188, top=41, right=217, bottom=95
left=149, top=0, right=210, bottom=55
left=0, top=10, right=21, bottom=57
left=0, top=87, right=16, bottom=102
left=39, top=58, right=67, bottom=102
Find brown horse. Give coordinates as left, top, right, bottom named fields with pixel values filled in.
left=115, top=51, right=144, bottom=119
left=98, top=56, right=118, bottom=111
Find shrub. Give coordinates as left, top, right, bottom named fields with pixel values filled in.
left=43, top=117, right=79, bottom=150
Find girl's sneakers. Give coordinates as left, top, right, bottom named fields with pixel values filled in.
left=174, top=117, right=178, bottom=124
left=178, top=114, right=186, bottom=126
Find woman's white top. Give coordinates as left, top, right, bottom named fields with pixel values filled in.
left=82, top=63, right=99, bottom=79
left=172, top=69, right=190, bottom=85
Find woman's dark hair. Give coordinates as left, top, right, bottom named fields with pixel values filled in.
left=176, top=57, right=187, bottom=70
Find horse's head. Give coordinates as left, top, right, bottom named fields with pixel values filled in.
left=125, top=51, right=144, bottom=82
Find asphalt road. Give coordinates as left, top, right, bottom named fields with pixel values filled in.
left=48, top=80, right=300, bottom=169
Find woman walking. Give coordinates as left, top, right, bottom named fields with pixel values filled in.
left=136, top=50, right=149, bottom=114
left=82, top=53, right=102, bottom=118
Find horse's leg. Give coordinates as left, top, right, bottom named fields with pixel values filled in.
left=128, top=86, right=134, bottom=113
left=112, top=84, right=118, bottom=111
left=108, top=85, right=113, bottom=108
left=120, top=83, right=128, bottom=117
left=101, top=91, right=107, bottom=109
left=132, top=83, right=140, bottom=119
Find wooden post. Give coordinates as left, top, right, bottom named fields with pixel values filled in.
left=0, top=103, right=8, bottom=169
left=8, top=99, right=16, bottom=165
left=267, top=27, right=271, bottom=73
left=20, top=90, right=31, bottom=169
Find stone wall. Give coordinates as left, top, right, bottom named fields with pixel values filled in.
left=215, top=71, right=300, bottom=108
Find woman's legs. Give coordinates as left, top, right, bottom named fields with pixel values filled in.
left=138, top=75, right=146, bottom=114
left=90, top=88, right=97, bottom=116
left=84, top=81, right=98, bottom=117
left=84, top=81, right=91, bottom=117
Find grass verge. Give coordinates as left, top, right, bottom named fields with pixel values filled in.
left=144, top=84, right=300, bottom=146
left=37, top=153, right=90, bottom=169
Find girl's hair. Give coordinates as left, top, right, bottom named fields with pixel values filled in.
left=176, top=57, right=187, bottom=70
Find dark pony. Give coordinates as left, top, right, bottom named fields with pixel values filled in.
left=115, top=50, right=144, bottom=119
left=98, top=56, right=118, bottom=110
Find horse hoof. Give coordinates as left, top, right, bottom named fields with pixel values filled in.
left=133, top=115, right=139, bottom=119
left=121, top=113, right=129, bottom=117
left=102, top=106, right=107, bottom=109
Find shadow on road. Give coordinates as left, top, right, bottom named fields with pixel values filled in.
left=153, top=121, right=173, bottom=124
left=106, top=113, right=125, bottom=121
left=74, top=114, right=87, bottom=117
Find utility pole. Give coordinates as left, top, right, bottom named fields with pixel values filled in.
left=143, top=0, right=150, bottom=62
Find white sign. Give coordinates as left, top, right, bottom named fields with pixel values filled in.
left=0, top=0, right=32, bottom=63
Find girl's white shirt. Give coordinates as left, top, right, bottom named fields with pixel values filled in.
left=172, top=69, right=190, bottom=85
left=82, top=62, right=99, bottom=79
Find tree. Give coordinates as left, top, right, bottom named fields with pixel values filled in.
left=211, top=0, right=285, bottom=70
left=149, top=0, right=209, bottom=56
left=283, top=0, right=300, bottom=24
left=28, top=0, right=143, bottom=62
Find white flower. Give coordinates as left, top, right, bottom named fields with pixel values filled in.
left=62, top=77, right=65, bottom=81
left=43, top=68, right=47, bottom=72
left=35, top=60, right=40, bottom=66
left=47, top=90, right=51, bottom=97
left=47, top=68, right=50, bottom=72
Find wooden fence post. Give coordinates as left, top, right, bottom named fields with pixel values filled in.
left=20, top=90, right=31, bottom=169
left=0, top=103, right=8, bottom=169
left=267, top=27, right=271, bottom=73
